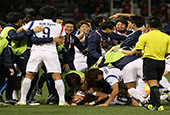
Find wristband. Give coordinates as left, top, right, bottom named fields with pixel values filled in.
left=89, top=101, right=96, bottom=105
left=118, top=49, right=123, bottom=52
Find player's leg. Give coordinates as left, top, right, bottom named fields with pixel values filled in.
left=17, top=72, right=36, bottom=105
left=51, top=73, right=66, bottom=105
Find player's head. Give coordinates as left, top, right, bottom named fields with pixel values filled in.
left=65, top=73, right=81, bottom=88
left=53, top=16, right=64, bottom=24
left=76, top=20, right=91, bottom=34
left=92, top=16, right=107, bottom=28
left=116, top=19, right=128, bottom=31
left=64, top=21, right=75, bottom=35
left=39, top=5, right=56, bottom=19
left=146, top=17, right=161, bottom=29
left=6, top=12, right=23, bottom=25
left=99, top=20, right=115, bottom=34
left=85, top=68, right=103, bottom=83
left=22, top=16, right=35, bottom=25
left=129, top=15, right=145, bottom=28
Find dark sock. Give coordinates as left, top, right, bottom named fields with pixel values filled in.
left=150, top=86, right=161, bottom=107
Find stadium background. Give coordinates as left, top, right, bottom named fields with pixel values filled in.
left=0, top=0, right=170, bottom=34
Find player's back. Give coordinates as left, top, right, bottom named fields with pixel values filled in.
left=23, top=19, right=65, bottom=52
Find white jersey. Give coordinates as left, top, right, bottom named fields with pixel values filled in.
left=23, top=19, right=66, bottom=52
left=99, top=66, right=122, bottom=86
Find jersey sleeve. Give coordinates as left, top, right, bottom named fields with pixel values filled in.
left=135, top=34, right=146, bottom=50
left=22, top=21, right=32, bottom=30
left=106, top=77, right=119, bottom=86
left=59, top=25, right=66, bottom=37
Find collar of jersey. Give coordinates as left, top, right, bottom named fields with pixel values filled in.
left=43, top=19, right=53, bottom=22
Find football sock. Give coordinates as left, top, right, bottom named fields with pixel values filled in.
left=160, top=76, right=170, bottom=89
left=55, top=79, right=65, bottom=103
left=128, top=88, right=145, bottom=103
left=20, top=78, right=31, bottom=102
left=13, top=90, right=19, bottom=100
left=150, top=86, right=161, bottom=107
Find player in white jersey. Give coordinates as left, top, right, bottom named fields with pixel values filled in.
left=16, top=6, right=67, bottom=106
left=85, top=67, right=124, bottom=106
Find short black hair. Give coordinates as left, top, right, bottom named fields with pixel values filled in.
left=52, top=16, right=64, bottom=22
left=92, top=16, right=107, bottom=28
left=22, top=16, right=35, bottom=24
left=99, top=20, right=115, bottom=30
left=130, top=15, right=145, bottom=27
left=63, top=20, right=75, bottom=26
left=116, top=19, right=128, bottom=28
left=76, top=20, right=90, bottom=29
left=39, top=5, right=56, bottom=19
left=147, top=17, right=161, bottom=28
left=6, top=12, right=24, bottom=24
left=65, top=73, right=81, bottom=87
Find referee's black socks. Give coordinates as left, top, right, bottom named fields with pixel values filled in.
left=150, top=86, right=161, bottom=107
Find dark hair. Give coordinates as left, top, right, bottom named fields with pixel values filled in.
left=65, top=73, right=81, bottom=87
left=130, top=15, right=145, bottom=27
left=22, top=16, right=35, bottom=24
left=39, top=5, right=56, bottom=19
left=76, top=20, right=90, bottom=29
left=6, top=12, right=24, bottom=24
left=63, top=20, right=75, bottom=26
left=52, top=16, right=64, bottom=22
left=116, top=19, right=128, bottom=28
left=92, top=16, right=107, bottom=28
left=147, top=17, right=161, bottom=28
left=99, top=20, right=115, bottom=30
left=85, top=68, right=103, bottom=83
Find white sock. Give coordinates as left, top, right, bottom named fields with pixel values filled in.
left=13, top=90, right=19, bottom=100
left=128, top=88, right=145, bottom=103
left=55, top=79, right=65, bottom=103
left=20, top=78, right=31, bottom=102
left=160, top=76, right=170, bottom=89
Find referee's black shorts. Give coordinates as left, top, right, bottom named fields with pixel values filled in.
left=143, top=58, right=165, bottom=81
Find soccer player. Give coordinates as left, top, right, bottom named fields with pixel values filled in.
left=16, top=6, right=67, bottom=106
left=85, top=67, right=123, bottom=106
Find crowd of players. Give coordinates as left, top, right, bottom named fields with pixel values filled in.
left=0, top=5, right=170, bottom=111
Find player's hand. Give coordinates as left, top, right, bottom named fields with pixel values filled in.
left=62, top=64, right=70, bottom=72
left=113, top=47, right=120, bottom=52
left=138, top=27, right=146, bottom=32
left=97, top=103, right=108, bottom=106
left=33, top=26, right=45, bottom=33
left=9, top=69, right=14, bottom=76
left=53, top=36, right=65, bottom=45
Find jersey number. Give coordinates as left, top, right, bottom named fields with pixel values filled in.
left=42, top=27, right=50, bottom=38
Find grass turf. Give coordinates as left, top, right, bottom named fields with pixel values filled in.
left=1, top=75, right=170, bottom=115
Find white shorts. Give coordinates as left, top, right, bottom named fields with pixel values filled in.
left=122, top=58, right=143, bottom=83
left=26, top=50, right=61, bottom=73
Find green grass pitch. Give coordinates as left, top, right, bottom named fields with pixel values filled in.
left=1, top=75, right=170, bottom=115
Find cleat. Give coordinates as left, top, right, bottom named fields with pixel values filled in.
left=150, top=105, right=164, bottom=111
left=44, top=94, right=58, bottom=104
left=15, top=101, right=26, bottom=106
left=0, top=102, right=10, bottom=107
left=36, top=88, right=42, bottom=96
left=143, top=103, right=153, bottom=110
left=27, top=100, right=40, bottom=106
left=157, top=106, right=164, bottom=111
left=58, top=102, right=69, bottom=106
left=5, top=99, right=17, bottom=105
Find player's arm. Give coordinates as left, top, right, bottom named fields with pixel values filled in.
left=109, top=13, right=135, bottom=19
left=114, top=47, right=142, bottom=56
left=97, top=82, right=119, bottom=106
left=53, top=36, right=65, bottom=45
